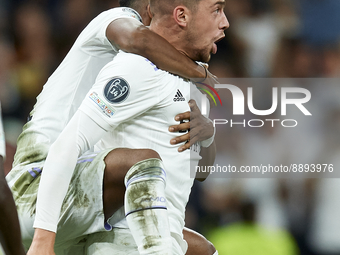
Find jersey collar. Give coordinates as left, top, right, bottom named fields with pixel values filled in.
left=122, top=7, right=143, bottom=23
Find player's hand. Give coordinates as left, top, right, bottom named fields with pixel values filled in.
left=27, top=229, right=56, bottom=255
left=169, top=99, right=214, bottom=152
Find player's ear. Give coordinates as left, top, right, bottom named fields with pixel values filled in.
left=147, top=4, right=152, bottom=19
left=173, top=6, right=190, bottom=27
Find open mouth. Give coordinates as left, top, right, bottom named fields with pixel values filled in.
left=212, top=36, right=225, bottom=54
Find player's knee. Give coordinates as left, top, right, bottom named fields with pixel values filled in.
left=104, top=148, right=162, bottom=181
left=124, top=149, right=162, bottom=171
left=195, top=238, right=216, bottom=255
left=106, top=147, right=160, bottom=165
left=184, top=228, right=216, bottom=255
left=135, top=149, right=161, bottom=162
left=125, top=156, right=165, bottom=186
left=207, top=240, right=217, bottom=255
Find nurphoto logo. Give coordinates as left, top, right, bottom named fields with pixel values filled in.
left=198, top=81, right=312, bottom=128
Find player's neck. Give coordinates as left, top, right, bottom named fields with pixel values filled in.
left=150, top=21, right=192, bottom=61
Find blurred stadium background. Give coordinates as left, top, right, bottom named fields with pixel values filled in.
left=1, top=0, right=340, bottom=254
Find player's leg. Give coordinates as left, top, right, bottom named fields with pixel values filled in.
left=102, top=148, right=162, bottom=219
left=103, top=148, right=171, bottom=254
left=183, top=227, right=217, bottom=255
left=101, top=149, right=218, bottom=255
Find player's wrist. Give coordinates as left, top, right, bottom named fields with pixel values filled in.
left=198, top=62, right=208, bottom=80
left=200, top=119, right=215, bottom=148
left=191, top=62, right=207, bottom=82
left=32, top=228, right=56, bottom=247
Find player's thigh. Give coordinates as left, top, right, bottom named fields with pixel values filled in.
left=183, top=227, right=216, bottom=255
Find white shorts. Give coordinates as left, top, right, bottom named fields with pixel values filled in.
left=53, top=227, right=185, bottom=255
left=6, top=149, right=114, bottom=254
left=83, top=227, right=185, bottom=255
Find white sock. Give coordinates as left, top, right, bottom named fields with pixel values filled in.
left=213, top=251, right=219, bottom=255
left=124, top=158, right=172, bottom=255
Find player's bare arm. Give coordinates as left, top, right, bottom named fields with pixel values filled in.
left=106, top=18, right=209, bottom=80
left=0, top=156, right=26, bottom=255
left=169, top=99, right=214, bottom=152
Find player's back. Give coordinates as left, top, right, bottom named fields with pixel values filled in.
left=13, top=8, right=142, bottom=167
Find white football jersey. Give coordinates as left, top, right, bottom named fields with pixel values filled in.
left=0, top=103, right=5, bottom=158
left=80, top=51, right=207, bottom=236
left=13, top=7, right=142, bottom=167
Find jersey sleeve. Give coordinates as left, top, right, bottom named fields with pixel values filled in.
left=79, top=52, right=167, bottom=131
left=34, top=111, right=107, bottom=232
left=0, top=103, right=6, bottom=158
left=80, top=7, right=143, bottom=54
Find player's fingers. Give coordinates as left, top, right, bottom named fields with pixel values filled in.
left=178, top=132, right=200, bottom=152
left=177, top=130, right=201, bottom=152
left=189, top=100, right=200, bottom=115
left=169, top=122, right=190, bottom=132
left=170, top=133, right=190, bottom=145
left=175, top=111, right=191, bottom=121
left=178, top=141, right=191, bottom=152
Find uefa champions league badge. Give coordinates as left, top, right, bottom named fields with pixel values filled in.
left=103, top=77, right=130, bottom=104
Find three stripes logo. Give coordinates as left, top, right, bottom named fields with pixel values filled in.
left=173, top=89, right=185, bottom=102
left=196, top=82, right=223, bottom=106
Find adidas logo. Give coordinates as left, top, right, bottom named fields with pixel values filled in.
left=173, top=89, right=185, bottom=102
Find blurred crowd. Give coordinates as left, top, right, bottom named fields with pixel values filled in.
left=1, top=0, right=340, bottom=254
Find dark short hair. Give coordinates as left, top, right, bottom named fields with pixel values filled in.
left=119, top=0, right=134, bottom=7
left=120, top=0, right=148, bottom=11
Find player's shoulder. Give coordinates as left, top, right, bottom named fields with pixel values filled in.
left=96, top=51, right=180, bottom=98
left=103, top=51, right=166, bottom=79
left=79, top=7, right=142, bottom=37
left=94, top=7, right=142, bottom=23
